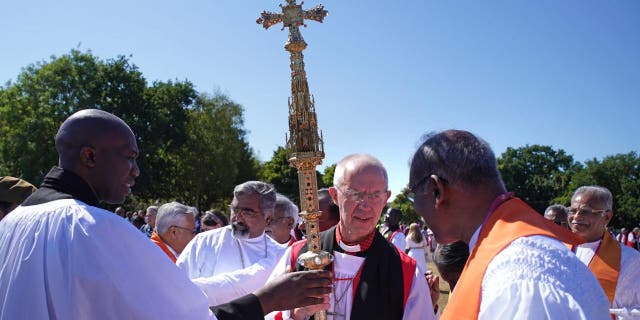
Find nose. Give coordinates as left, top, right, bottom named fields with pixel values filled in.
left=132, top=160, right=140, bottom=178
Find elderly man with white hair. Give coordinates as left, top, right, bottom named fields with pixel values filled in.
left=177, top=181, right=287, bottom=307
left=151, top=202, right=197, bottom=263
left=265, top=193, right=300, bottom=246
left=568, top=186, right=640, bottom=318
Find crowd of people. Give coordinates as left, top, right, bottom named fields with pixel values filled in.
left=0, top=109, right=639, bottom=319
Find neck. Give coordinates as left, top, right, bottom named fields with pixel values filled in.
left=338, top=223, right=368, bottom=244
left=457, top=186, right=507, bottom=244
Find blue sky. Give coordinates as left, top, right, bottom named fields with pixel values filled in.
left=2, top=1, right=639, bottom=198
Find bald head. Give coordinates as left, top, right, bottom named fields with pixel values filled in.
left=333, top=153, right=388, bottom=189
left=56, top=109, right=134, bottom=168
left=55, top=109, right=139, bottom=204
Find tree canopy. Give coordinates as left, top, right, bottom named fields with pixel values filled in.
left=0, top=49, right=258, bottom=211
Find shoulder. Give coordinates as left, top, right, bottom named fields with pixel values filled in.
left=482, top=235, right=608, bottom=314
left=619, top=244, right=640, bottom=277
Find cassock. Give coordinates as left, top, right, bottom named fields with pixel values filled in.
left=575, top=235, right=640, bottom=313
left=266, top=226, right=434, bottom=320
left=382, top=225, right=407, bottom=251
left=177, top=225, right=286, bottom=307
left=0, top=167, right=211, bottom=319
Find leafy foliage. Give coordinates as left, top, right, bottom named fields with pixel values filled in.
left=556, top=152, right=640, bottom=228
left=498, top=145, right=581, bottom=214
left=258, top=146, right=325, bottom=205
left=0, top=49, right=258, bottom=211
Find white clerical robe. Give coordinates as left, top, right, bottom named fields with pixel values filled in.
left=0, top=199, right=211, bottom=319
left=575, top=239, right=640, bottom=312
left=466, top=227, right=611, bottom=319
left=176, top=225, right=286, bottom=307
left=265, top=245, right=434, bottom=320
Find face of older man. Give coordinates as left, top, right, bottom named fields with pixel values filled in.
left=230, top=192, right=268, bottom=239
left=265, top=208, right=294, bottom=244
left=568, top=192, right=612, bottom=242
left=330, top=164, right=390, bottom=244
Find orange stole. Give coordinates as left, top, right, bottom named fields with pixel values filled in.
left=587, top=232, right=621, bottom=306
left=150, top=231, right=177, bottom=263
left=441, top=198, right=583, bottom=320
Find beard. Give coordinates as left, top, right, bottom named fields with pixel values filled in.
left=231, top=222, right=250, bottom=239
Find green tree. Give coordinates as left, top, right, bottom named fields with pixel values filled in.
left=557, top=152, right=640, bottom=228
left=322, top=163, right=336, bottom=187
left=259, top=146, right=324, bottom=205
left=175, top=93, right=259, bottom=209
left=498, top=145, right=581, bottom=214
left=389, top=187, right=422, bottom=225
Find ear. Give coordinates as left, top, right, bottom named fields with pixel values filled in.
left=265, top=215, right=272, bottom=225
left=430, top=174, right=447, bottom=208
left=603, top=210, right=613, bottom=226
left=329, top=186, right=339, bottom=203
left=79, top=146, right=97, bottom=168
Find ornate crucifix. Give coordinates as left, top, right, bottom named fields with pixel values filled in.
left=257, top=2, right=331, bottom=319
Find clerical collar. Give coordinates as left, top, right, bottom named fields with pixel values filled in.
left=335, top=225, right=375, bottom=253
left=22, top=166, right=100, bottom=207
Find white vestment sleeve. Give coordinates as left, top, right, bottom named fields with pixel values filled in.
left=479, top=236, right=610, bottom=320
left=613, top=245, right=640, bottom=311
left=392, top=233, right=406, bottom=252
left=192, top=245, right=281, bottom=306
left=402, top=263, right=436, bottom=320
left=176, top=231, right=210, bottom=279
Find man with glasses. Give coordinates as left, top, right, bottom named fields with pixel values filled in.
left=151, top=202, right=197, bottom=263
left=265, top=193, right=299, bottom=246
left=409, top=130, right=609, bottom=319
left=568, top=186, right=640, bottom=317
left=177, top=181, right=286, bottom=307
left=544, top=204, right=569, bottom=229
left=267, top=153, right=434, bottom=320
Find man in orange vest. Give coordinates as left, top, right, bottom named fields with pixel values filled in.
left=568, top=186, right=640, bottom=317
left=408, top=129, right=610, bottom=319
left=151, top=201, right=197, bottom=263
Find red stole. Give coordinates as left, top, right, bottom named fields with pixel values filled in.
left=150, top=231, right=177, bottom=263
left=441, top=198, right=583, bottom=320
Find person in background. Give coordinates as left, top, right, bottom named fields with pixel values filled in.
left=0, top=176, right=36, bottom=221
left=152, top=201, right=197, bottom=263
left=405, top=222, right=429, bottom=274
left=568, top=186, right=640, bottom=317
left=544, top=204, right=569, bottom=229
left=265, top=193, right=299, bottom=246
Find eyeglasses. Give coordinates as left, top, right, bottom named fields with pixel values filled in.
left=335, top=185, right=388, bottom=204
left=567, top=207, right=608, bottom=217
left=171, top=225, right=197, bottom=235
left=229, top=206, right=261, bottom=219
left=404, top=174, right=448, bottom=202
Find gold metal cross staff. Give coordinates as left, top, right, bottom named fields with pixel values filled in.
left=257, top=2, right=331, bottom=320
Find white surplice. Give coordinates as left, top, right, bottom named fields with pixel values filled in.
left=465, top=226, right=611, bottom=320
left=176, top=225, right=286, bottom=307
left=575, top=239, right=640, bottom=313
left=0, top=199, right=211, bottom=319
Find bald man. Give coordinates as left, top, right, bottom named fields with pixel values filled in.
left=0, top=109, right=213, bottom=319
left=0, top=109, right=331, bottom=320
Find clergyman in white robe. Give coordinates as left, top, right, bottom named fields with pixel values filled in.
left=176, top=225, right=286, bottom=307
left=0, top=198, right=211, bottom=319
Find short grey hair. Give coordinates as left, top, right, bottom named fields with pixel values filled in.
left=410, top=130, right=504, bottom=189
left=275, top=193, right=299, bottom=226
left=333, top=153, right=388, bottom=189
left=155, top=202, right=198, bottom=234
left=233, top=181, right=277, bottom=218
left=571, top=186, right=613, bottom=210
left=146, top=205, right=158, bottom=216
left=544, top=204, right=567, bottom=217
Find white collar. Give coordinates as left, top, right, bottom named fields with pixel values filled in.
left=468, top=225, right=482, bottom=254
left=339, top=240, right=361, bottom=253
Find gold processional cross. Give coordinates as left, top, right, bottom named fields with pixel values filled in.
left=257, top=2, right=332, bottom=319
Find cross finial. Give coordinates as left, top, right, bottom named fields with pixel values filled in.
left=257, top=1, right=328, bottom=52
